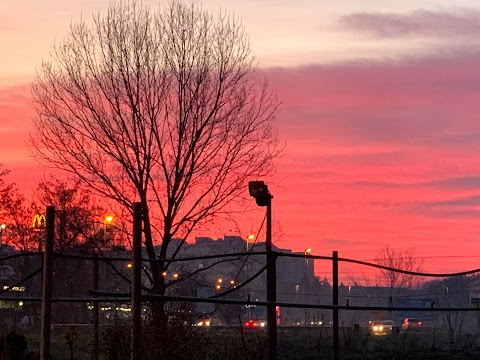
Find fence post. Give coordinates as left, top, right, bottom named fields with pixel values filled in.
left=40, top=206, right=55, bottom=360
left=332, top=251, right=339, bottom=360
left=92, top=253, right=99, bottom=360
left=266, top=197, right=277, bottom=360
left=131, top=202, right=143, bottom=360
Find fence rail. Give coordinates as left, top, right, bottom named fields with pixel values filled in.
left=1, top=206, right=479, bottom=360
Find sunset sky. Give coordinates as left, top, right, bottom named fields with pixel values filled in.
left=2, top=0, right=480, bottom=278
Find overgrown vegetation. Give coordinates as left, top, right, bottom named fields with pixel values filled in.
left=6, top=325, right=480, bottom=360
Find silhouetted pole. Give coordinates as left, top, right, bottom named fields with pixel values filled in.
left=266, top=196, right=277, bottom=360
left=40, top=206, right=55, bottom=360
left=131, top=202, right=142, bottom=360
left=332, top=251, right=339, bottom=360
left=92, top=253, right=99, bottom=360
left=248, top=181, right=276, bottom=360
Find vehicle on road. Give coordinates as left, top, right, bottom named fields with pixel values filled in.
left=402, top=318, right=422, bottom=331
left=370, top=320, right=395, bottom=335
left=244, top=320, right=259, bottom=329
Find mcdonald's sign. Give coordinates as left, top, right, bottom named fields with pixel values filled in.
left=32, top=214, right=46, bottom=232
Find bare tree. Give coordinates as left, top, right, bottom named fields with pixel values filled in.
left=0, top=164, right=39, bottom=251
left=375, top=246, right=424, bottom=298
left=0, top=164, right=14, bottom=201
left=1, top=190, right=39, bottom=251
left=30, top=0, right=280, bottom=329
left=35, top=177, right=115, bottom=251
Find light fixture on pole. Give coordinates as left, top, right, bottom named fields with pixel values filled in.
left=0, top=224, right=5, bottom=247
left=246, top=234, right=255, bottom=251
left=248, top=180, right=276, bottom=360
left=104, top=215, right=113, bottom=246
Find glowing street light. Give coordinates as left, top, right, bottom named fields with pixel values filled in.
left=0, top=224, right=5, bottom=246
left=103, top=215, right=114, bottom=245
left=246, top=234, right=255, bottom=251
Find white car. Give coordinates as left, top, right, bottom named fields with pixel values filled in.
left=371, top=320, right=394, bottom=335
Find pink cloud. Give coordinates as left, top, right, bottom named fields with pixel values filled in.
left=262, top=54, right=480, bottom=272
left=3, top=52, right=480, bottom=274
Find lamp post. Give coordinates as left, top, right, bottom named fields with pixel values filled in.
left=104, top=215, right=113, bottom=247
left=248, top=181, right=276, bottom=360
left=246, top=234, right=254, bottom=318
left=0, top=224, right=5, bottom=247
left=246, top=234, right=255, bottom=251
left=304, top=248, right=311, bottom=326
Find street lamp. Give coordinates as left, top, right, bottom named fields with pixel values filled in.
left=248, top=180, right=276, bottom=360
left=103, top=215, right=113, bottom=246
left=0, top=224, right=5, bottom=246
left=304, top=248, right=312, bottom=326
left=246, top=234, right=255, bottom=251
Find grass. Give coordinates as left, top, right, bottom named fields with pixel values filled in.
left=8, top=326, right=480, bottom=360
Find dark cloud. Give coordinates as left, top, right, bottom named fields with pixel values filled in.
left=429, top=194, right=480, bottom=207
left=427, top=176, right=480, bottom=190
left=375, top=194, right=480, bottom=218
left=325, top=176, right=480, bottom=191
left=338, top=9, right=480, bottom=38
left=325, top=238, right=352, bottom=246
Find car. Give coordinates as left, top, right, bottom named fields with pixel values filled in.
left=402, top=318, right=422, bottom=331
left=370, top=320, right=394, bottom=335
left=244, top=320, right=259, bottom=329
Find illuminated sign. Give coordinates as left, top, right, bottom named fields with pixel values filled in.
left=32, top=214, right=46, bottom=232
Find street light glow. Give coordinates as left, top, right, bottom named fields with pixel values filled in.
left=0, top=224, right=5, bottom=230
left=105, top=215, right=113, bottom=223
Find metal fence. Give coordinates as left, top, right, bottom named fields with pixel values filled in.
left=1, top=205, right=480, bottom=360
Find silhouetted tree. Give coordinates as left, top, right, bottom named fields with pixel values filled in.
left=30, top=0, right=280, bottom=331
left=0, top=166, right=38, bottom=250
left=35, top=177, right=117, bottom=251
left=375, top=246, right=424, bottom=298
